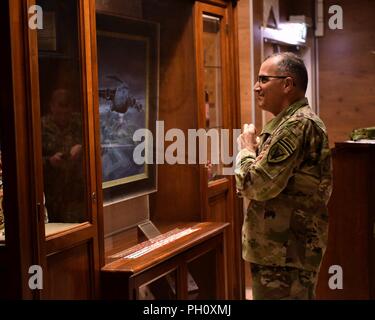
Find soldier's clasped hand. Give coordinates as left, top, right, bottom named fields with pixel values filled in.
left=237, top=123, right=260, bottom=153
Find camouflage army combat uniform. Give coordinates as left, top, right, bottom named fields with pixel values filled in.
left=235, top=98, right=333, bottom=299
left=42, top=113, right=85, bottom=223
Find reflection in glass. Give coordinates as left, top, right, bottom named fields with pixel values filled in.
left=37, top=0, right=87, bottom=227
left=138, top=270, right=177, bottom=300
left=203, top=15, right=224, bottom=182
left=187, top=249, right=216, bottom=299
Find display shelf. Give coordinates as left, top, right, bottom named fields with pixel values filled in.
left=101, top=222, right=228, bottom=299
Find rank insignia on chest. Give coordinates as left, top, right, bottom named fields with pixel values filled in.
left=267, top=136, right=296, bottom=163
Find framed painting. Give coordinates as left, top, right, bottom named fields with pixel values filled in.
left=96, top=12, right=159, bottom=202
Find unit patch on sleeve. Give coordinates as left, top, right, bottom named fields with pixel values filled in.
left=267, top=136, right=296, bottom=163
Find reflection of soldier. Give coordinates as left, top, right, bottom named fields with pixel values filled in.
left=42, top=89, right=85, bottom=223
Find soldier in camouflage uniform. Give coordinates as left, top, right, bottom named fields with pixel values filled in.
left=42, top=89, right=85, bottom=223
left=235, top=53, right=333, bottom=299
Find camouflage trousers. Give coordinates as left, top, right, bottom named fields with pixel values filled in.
left=250, top=263, right=318, bottom=300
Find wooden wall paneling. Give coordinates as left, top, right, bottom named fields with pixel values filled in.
left=237, top=0, right=256, bottom=299
left=252, top=0, right=264, bottom=132
left=46, top=242, right=93, bottom=299
left=238, top=0, right=252, bottom=126
left=318, top=0, right=375, bottom=146
left=220, top=3, right=232, bottom=135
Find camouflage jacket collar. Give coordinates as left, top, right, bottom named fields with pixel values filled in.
left=260, top=97, right=309, bottom=136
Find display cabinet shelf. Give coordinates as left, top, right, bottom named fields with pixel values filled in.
left=101, top=222, right=228, bottom=300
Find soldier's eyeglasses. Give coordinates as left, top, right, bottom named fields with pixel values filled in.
left=257, top=75, right=289, bottom=84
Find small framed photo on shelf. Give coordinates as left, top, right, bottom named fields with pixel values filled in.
left=96, top=12, right=159, bottom=202
left=37, top=11, right=58, bottom=52
left=36, top=1, right=80, bottom=59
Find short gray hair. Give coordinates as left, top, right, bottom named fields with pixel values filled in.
left=266, top=52, right=308, bottom=93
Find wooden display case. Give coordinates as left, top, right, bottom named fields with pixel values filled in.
left=0, top=0, right=243, bottom=299
left=97, top=0, right=244, bottom=299
left=102, top=222, right=228, bottom=299
left=0, top=0, right=101, bottom=299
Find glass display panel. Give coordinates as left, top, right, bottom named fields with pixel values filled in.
left=138, top=269, right=177, bottom=300
left=187, top=249, right=217, bottom=299
left=37, top=0, right=88, bottom=235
